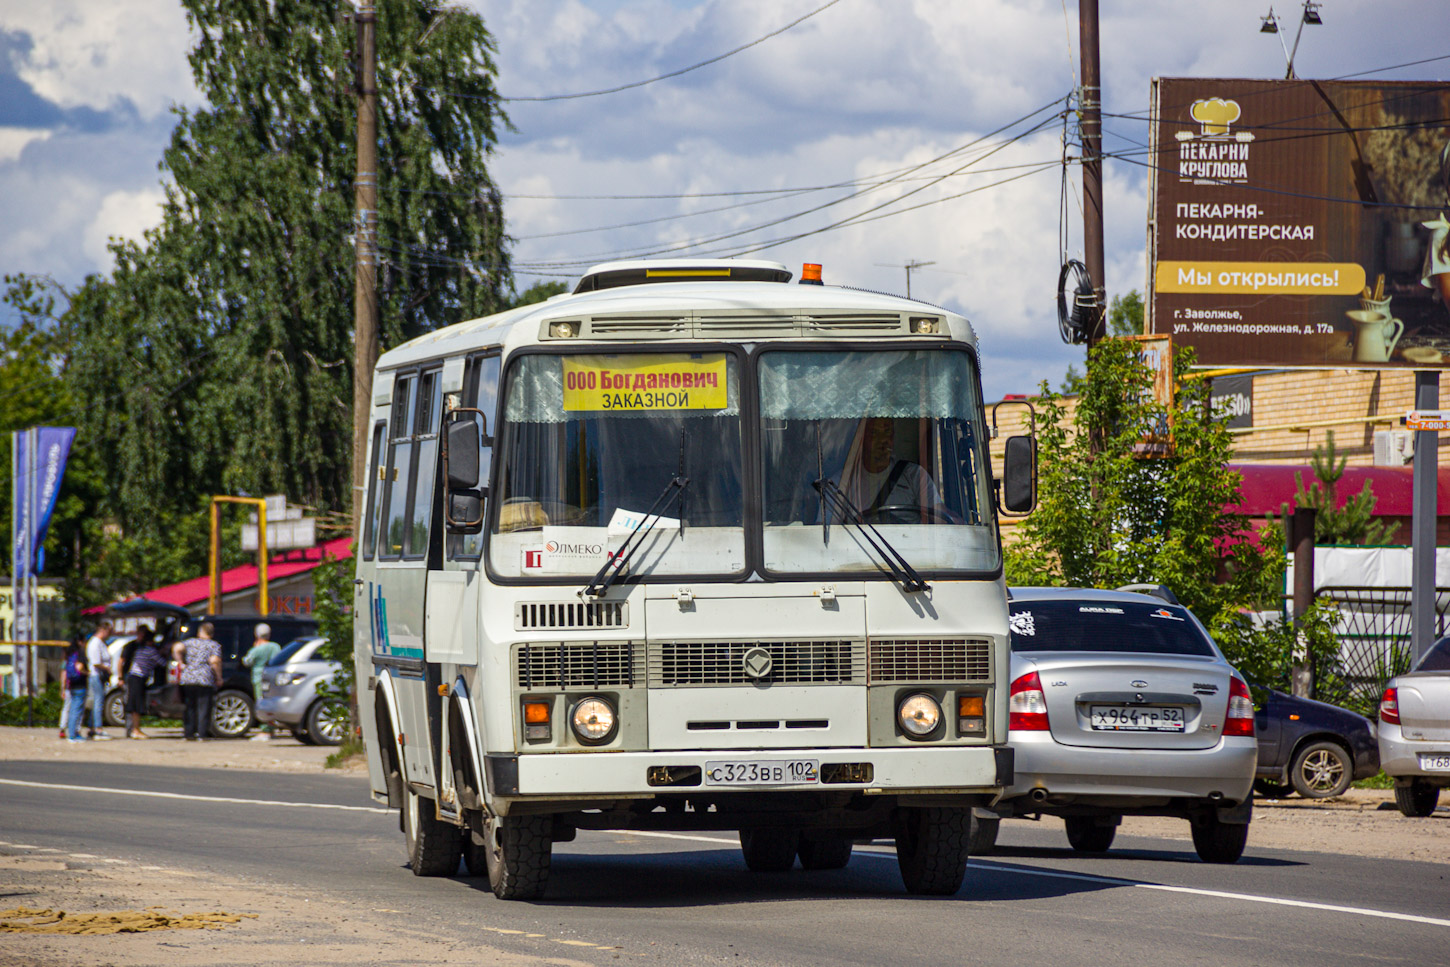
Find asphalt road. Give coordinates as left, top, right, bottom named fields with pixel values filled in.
left=2, top=760, right=1447, bottom=966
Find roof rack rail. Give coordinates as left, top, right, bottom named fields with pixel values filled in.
left=1114, top=583, right=1180, bottom=605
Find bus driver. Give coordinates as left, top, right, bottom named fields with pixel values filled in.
left=838, top=417, right=950, bottom=523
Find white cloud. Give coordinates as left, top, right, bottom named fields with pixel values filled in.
left=2, top=0, right=199, bottom=119
left=82, top=187, right=166, bottom=270
left=0, top=127, right=51, bottom=163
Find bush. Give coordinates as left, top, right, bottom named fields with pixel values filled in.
left=0, top=681, right=65, bottom=727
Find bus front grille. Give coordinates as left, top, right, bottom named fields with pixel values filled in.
left=868, top=638, right=992, bottom=683
left=649, top=640, right=863, bottom=687
left=516, top=601, right=628, bottom=631
left=515, top=642, right=642, bottom=689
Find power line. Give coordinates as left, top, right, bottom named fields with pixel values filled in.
left=438, top=0, right=842, bottom=104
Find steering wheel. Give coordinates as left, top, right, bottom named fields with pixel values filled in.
left=861, top=505, right=961, bottom=525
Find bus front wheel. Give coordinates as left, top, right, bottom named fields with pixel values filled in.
left=484, top=814, right=553, bottom=900
left=894, top=807, right=970, bottom=895
left=402, top=787, right=463, bottom=876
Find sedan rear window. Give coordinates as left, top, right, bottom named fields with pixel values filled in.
left=1009, top=600, right=1216, bottom=656
left=1416, top=638, right=1450, bottom=672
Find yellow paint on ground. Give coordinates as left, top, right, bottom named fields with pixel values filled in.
left=0, top=907, right=258, bottom=935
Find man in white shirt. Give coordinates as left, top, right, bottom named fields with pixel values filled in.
left=839, top=418, right=950, bottom=524
left=84, top=619, right=114, bottom=739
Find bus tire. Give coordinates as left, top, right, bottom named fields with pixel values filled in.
left=894, top=807, right=970, bottom=896
left=797, top=835, right=852, bottom=870
left=485, top=815, right=553, bottom=900
left=739, top=828, right=799, bottom=872
left=402, top=786, right=463, bottom=877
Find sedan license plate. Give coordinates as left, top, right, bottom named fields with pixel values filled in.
left=704, top=759, right=819, bottom=786
left=1090, top=705, right=1186, bottom=732
left=1419, top=753, right=1450, bottom=772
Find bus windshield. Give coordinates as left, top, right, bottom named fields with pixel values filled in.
left=759, top=348, right=999, bottom=575
left=490, top=352, right=746, bottom=579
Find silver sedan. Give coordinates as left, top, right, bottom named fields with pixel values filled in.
left=977, top=587, right=1258, bottom=863
left=254, top=637, right=349, bottom=746
left=1378, top=636, right=1450, bottom=817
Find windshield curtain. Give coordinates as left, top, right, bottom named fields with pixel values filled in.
left=490, top=352, right=746, bottom=579
left=759, top=349, right=999, bottom=576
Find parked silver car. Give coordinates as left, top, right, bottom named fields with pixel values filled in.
left=976, top=587, right=1258, bottom=863
left=254, top=637, right=349, bottom=746
left=1378, top=635, right=1450, bottom=817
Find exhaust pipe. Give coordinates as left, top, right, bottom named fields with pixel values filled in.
left=1029, top=788, right=1049, bottom=803
left=1208, top=791, right=1224, bottom=802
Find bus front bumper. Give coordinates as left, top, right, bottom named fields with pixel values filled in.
left=485, top=746, right=1012, bottom=800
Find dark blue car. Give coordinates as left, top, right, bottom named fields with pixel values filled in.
left=1253, top=690, right=1380, bottom=799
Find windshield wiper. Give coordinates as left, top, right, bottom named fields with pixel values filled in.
left=584, top=475, right=689, bottom=598
left=812, top=477, right=929, bottom=593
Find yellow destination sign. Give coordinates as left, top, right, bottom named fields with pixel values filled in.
left=563, top=354, right=728, bottom=412
left=1155, top=261, right=1365, bottom=296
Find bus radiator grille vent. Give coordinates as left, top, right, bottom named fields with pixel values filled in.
left=516, top=601, right=627, bottom=631
left=868, top=638, right=991, bottom=683
left=694, top=315, right=796, bottom=337
left=801, top=313, right=910, bottom=335
left=649, top=640, right=863, bottom=687
left=514, top=642, right=642, bottom=689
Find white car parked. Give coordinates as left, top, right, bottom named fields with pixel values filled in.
left=1378, top=636, right=1450, bottom=816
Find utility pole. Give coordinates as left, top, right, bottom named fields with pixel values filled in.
left=1079, top=0, right=1106, bottom=346
left=351, top=1, right=379, bottom=530
left=876, top=260, right=935, bottom=300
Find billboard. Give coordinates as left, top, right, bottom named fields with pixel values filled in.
left=1148, top=78, right=1450, bottom=368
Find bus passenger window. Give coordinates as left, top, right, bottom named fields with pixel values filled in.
left=380, top=376, right=415, bottom=559
left=362, top=421, right=386, bottom=559
left=406, top=370, right=442, bottom=558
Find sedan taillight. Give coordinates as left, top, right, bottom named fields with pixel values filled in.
left=1379, top=686, right=1400, bottom=725
left=1222, top=676, right=1255, bottom=737
left=1009, top=671, right=1050, bottom=731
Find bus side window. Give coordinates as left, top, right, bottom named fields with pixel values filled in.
left=405, top=370, right=443, bottom=559
left=451, top=352, right=500, bottom=560
left=361, top=420, right=386, bottom=560
left=380, top=376, right=415, bottom=559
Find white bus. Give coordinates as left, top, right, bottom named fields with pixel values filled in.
left=353, top=258, right=1036, bottom=899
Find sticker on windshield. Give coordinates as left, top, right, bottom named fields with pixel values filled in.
left=538, top=527, right=623, bottom=573
left=1009, top=611, right=1035, bottom=637
left=1078, top=606, right=1124, bottom=614
left=563, top=354, right=727, bottom=412
left=607, top=507, right=681, bottom=537
left=1150, top=608, right=1185, bottom=621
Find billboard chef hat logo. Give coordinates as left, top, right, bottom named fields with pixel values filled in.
left=1190, top=98, right=1241, bottom=136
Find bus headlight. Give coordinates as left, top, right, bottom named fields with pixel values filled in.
left=570, top=697, right=617, bottom=744
left=897, top=693, right=942, bottom=738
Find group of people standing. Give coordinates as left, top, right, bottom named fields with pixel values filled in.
left=60, top=618, right=227, bottom=742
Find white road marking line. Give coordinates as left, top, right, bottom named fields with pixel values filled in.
left=616, top=830, right=1450, bottom=928
left=0, top=778, right=390, bottom=814
left=68, top=853, right=98, bottom=858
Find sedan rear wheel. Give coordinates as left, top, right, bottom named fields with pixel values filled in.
left=1064, top=816, right=1117, bottom=853
left=1191, top=814, right=1248, bottom=863
left=1394, top=779, right=1441, bottom=818
left=1290, top=741, right=1351, bottom=799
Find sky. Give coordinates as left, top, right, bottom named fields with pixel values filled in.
left=1, top=0, right=1446, bottom=400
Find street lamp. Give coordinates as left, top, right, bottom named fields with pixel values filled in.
left=1259, top=1, right=1323, bottom=79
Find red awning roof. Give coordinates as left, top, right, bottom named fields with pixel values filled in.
left=88, top=537, right=354, bottom=614
left=1227, top=464, right=1450, bottom=517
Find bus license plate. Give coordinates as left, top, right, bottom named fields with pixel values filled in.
left=1090, top=705, right=1186, bottom=732
left=704, top=759, right=819, bottom=786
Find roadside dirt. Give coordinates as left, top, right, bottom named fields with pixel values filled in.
left=0, top=724, right=367, bottom=775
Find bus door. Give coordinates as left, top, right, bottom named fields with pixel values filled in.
left=355, top=375, right=391, bottom=798
left=375, top=367, right=442, bottom=787
left=428, top=352, right=500, bottom=805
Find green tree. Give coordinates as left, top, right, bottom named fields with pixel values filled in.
left=1005, top=338, right=1283, bottom=637
left=508, top=279, right=569, bottom=309
left=1281, top=431, right=1393, bottom=545
left=7, top=0, right=511, bottom=601
left=1107, top=289, right=1144, bottom=337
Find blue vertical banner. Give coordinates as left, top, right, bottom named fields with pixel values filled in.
left=11, top=426, right=76, bottom=579
left=29, top=426, right=76, bottom=575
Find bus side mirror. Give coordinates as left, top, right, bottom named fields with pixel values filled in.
left=1002, top=435, right=1036, bottom=514
left=446, top=417, right=482, bottom=490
